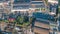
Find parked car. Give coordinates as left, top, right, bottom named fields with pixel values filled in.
left=15, top=26, right=22, bottom=32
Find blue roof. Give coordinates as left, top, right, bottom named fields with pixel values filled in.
left=14, top=0, right=30, bottom=4
left=58, top=27, right=60, bottom=31
left=59, top=17, right=60, bottom=21
left=0, top=0, right=3, bottom=1
left=0, top=0, right=4, bottom=2
left=33, top=12, right=55, bottom=22
left=36, top=19, right=49, bottom=24
left=0, top=0, right=9, bottom=2
left=2, top=31, right=12, bottom=34
left=32, top=0, right=42, bottom=1
left=31, top=2, right=44, bottom=4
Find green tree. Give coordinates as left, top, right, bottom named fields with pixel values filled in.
left=15, top=15, right=31, bottom=28
left=58, top=7, right=60, bottom=13
left=3, top=20, right=9, bottom=23
left=45, top=0, right=48, bottom=4
left=29, top=17, right=35, bottom=23
left=16, top=16, right=24, bottom=25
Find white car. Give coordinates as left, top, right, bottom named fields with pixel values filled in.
left=15, top=26, right=22, bottom=31
left=18, top=32, right=23, bottom=34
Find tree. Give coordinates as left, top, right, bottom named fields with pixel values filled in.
left=16, top=16, right=24, bottom=25
left=58, top=7, right=60, bottom=13
left=45, top=0, right=48, bottom=4
left=3, top=20, right=9, bottom=23
left=29, top=17, right=36, bottom=23
left=24, top=16, right=29, bottom=23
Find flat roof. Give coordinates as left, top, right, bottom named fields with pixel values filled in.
left=11, top=9, right=29, bottom=12
left=32, top=0, right=43, bottom=1
left=48, top=0, right=58, bottom=4
left=0, top=0, right=10, bottom=2
left=13, top=5, right=29, bottom=9
left=31, top=2, right=44, bottom=4
left=34, top=21, right=49, bottom=29
left=34, top=27, right=49, bottom=34
left=14, top=0, right=30, bottom=4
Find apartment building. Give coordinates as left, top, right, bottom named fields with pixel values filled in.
left=32, top=12, right=56, bottom=34
left=58, top=0, right=60, bottom=34
left=30, top=0, right=47, bottom=12
left=48, top=0, right=59, bottom=34
left=12, top=0, right=30, bottom=10
left=0, top=0, right=11, bottom=20
left=34, top=21, right=49, bottom=34
left=0, top=6, right=4, bottom=18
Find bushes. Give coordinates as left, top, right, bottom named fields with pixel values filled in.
left=16, top=16, right=30, bottom=27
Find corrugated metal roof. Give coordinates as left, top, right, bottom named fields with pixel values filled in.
left=0, top=0, right=10, bottom=2
left=31, top=1, right=45, bottom=8
left=32, top=0, right=43, bottom=1
left=31, top=5, right=45, bottom=8
left=14, top=0, right=30, bottom=4
left=13, top=5, right=29, bottom=9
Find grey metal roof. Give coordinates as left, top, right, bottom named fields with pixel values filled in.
left=13, top=0, right=30, bottom=4
left=31, top=1, right=44, bottom=4
left=13, top=5, right=30, bottom=9
left=0, top=0, right=10, bottom=2
left=31, top=1, right=45, bottom=8
left=31, top=4, right=45, bottom=8
left=32, top=0, right=43, bottom=1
